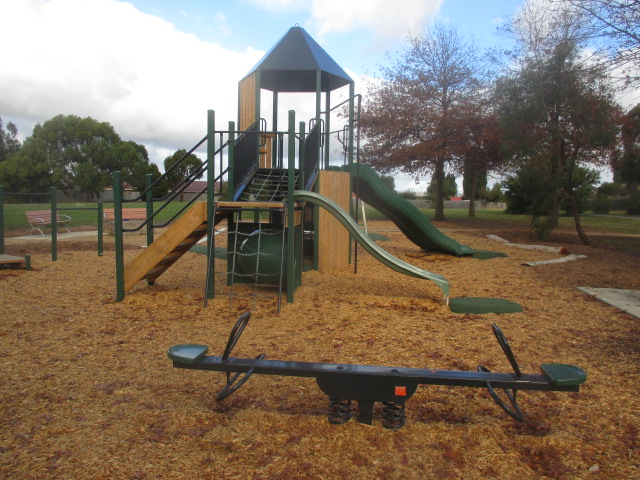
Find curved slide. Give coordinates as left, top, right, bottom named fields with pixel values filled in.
left=293, top=190, right=450, bottom=301
left=342, top=164, right=474, bottom=256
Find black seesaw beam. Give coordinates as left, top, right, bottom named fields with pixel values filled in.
left=168, top=312, right=586, bottom=428
left=170, top=353, right=582, bottom=393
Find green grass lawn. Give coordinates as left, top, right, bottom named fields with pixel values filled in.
left=363, top=206, right=640, bottom=235
left=2, top=201, right=189, bottom=232
left=4, top=201, right=639, bottom=237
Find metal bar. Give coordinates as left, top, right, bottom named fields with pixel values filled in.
left=97, top=202, right=103, bottom=257
left=173, top=355, right=579, bottom=392
left=145, top=174, right=154, bottom=247
left=51, top=187, right=57, bottom=262
left=287, top=110, right=296, bottom=303
left=114, top=172, right=125, bottom=302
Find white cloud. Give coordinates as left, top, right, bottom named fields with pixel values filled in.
left=0, top=0, right=263, bottom=169
left=310, top=0, right=443, bottom=42
left=244, top=0, right=301, bottom=12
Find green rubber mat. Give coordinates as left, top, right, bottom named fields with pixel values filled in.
left=189, top=244, right=227, bottom=259
left=471, top=250, right=507, bottom=260
left=449, top=297, right=523, bottom=314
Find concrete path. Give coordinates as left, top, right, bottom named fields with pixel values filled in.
left=577, top=287, right=640, bottom=319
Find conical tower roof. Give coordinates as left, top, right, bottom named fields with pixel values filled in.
left=244, top=26, right=352, bottom=92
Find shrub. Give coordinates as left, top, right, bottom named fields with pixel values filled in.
left=626, top=192, right=640, bottom=215
left=591, top=195, right=611, bottom=214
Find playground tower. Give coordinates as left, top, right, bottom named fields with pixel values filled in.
left=112, top=26, right=461, bottom=310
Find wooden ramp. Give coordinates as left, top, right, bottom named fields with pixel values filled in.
left=124, top=202, right=215, bottom=291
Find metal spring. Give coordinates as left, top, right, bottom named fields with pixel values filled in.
left=382, top=402, right=406, bottom=429
left=328, top=398, right=353, bottom=424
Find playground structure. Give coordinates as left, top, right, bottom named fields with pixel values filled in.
left=169, top=311, right=586, bottom=429
left=111, top=26, right=489, bottom=310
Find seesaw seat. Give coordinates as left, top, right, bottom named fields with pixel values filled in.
left=541, top=363, right=586, bottom=386
left=168, top=344, right=208, bottom=364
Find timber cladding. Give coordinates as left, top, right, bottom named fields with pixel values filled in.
left=316, top=170, right=351, bottom=272
left=238, top=73, right=257, bottom=130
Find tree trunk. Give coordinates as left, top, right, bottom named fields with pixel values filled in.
left=569, top=193, right=590, bottom=245
left=468, top=173, right=477, bottom=218
left=434, top=159, right=446, bottom=221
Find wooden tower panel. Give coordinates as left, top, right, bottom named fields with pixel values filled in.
left=316, top=170, right=350, bottom=272
left=239, top=73, right=257, bottom=130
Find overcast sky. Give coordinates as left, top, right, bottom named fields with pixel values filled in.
left=1, top=0, right=632, bottom=191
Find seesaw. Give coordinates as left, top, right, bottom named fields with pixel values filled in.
left=168, top=312, right=586, bottom=429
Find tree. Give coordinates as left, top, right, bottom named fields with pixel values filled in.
left=613, top=103, right=640, bottom=189
left=0, top=117, right=21, bottom=162
left=496, top=0, right=620, bottom=243
left=109, top=140, right=152, bottom=195
left=163, top=149, right=204, bottom=191
left=557, top=0, right=640, bottom=84
left=146, top=163, right=170, bottom=198
left=0, top=115, right=157, bottom=197
left=20, top=115, right=121, bottom=192
left=426, top=173, right=457, bottom=200
left=455, top=102, right=503, bottom=217
left=0, top=136, right=52, bottom=193
left=359, top=21, right=484, bottom=220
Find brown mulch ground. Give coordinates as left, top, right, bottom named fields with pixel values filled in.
left=1, top=220, right=638, bottom=479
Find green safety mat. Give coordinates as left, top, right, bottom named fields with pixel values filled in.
left=471, top=250, right=508, bottom=260
left=449, top=297, right=523, bottom=314
left=189, top=244, right=227, bottom=259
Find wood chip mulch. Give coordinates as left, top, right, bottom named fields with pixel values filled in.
left=1, top=220, right=638, bottom=479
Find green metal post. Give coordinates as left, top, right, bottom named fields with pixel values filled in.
left=227, top=121, right=237, bottom=201
left=272, top=92, right=278, bottom=166
left=24, top=254, right=31, bottom=271
left=97, top=201, right=104, bottom=256
left=206, top=110, right=216, bottom=300
left=145, top=173, right=154, bottom=247
left=51, top=187, right=57, bottom=262
left=287, top=110, right=296, bottom=303
left=348, top=82, right=355, bottom=168
left=348, top=82, right=356, bottom=264
left=114, top=172, right=125, bottom=302
left=324, top=90, right=331, bottom=169
left=0, top=185, right=4, bottom=255
left=298, top=121, right=305, bottom=286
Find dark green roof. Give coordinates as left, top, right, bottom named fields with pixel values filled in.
left=244, top=26, right=352, bottom=93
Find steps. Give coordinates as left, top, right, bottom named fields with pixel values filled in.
left=123, top=202, right=221, bottom=291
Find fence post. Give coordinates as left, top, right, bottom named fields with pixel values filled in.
left=51, top=187, right=57, bottom=261
left=206, top=110, right=216, bottom=301
left=0, top=185, right=4, bottom=255
left=97, top=201, right=104, bottom=256
left=114, top=172, right=125, bottom=301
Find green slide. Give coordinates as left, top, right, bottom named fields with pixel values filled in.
left=342, top=164, right=474, bottom=256
left=293, top=190, right=450, bottom=301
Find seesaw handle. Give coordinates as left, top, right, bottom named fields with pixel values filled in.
left=491, top=324, right=523, bottom=378
left=221, top=311, right=252, bottom=363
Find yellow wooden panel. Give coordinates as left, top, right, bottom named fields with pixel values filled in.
left=316, top=170, right=351, bottom=272
left=124, top=202, right=208, bottom=290
left=239, top=73, right=257, bottom=130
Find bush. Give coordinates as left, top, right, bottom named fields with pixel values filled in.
left=399, top=189, right=417, bottom=199
left=626, top=192, right=640, bottom=215
left=591, top=195, right=612, bottom=214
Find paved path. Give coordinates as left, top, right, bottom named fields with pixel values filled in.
left=577, top=287, right=640, bottom=319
